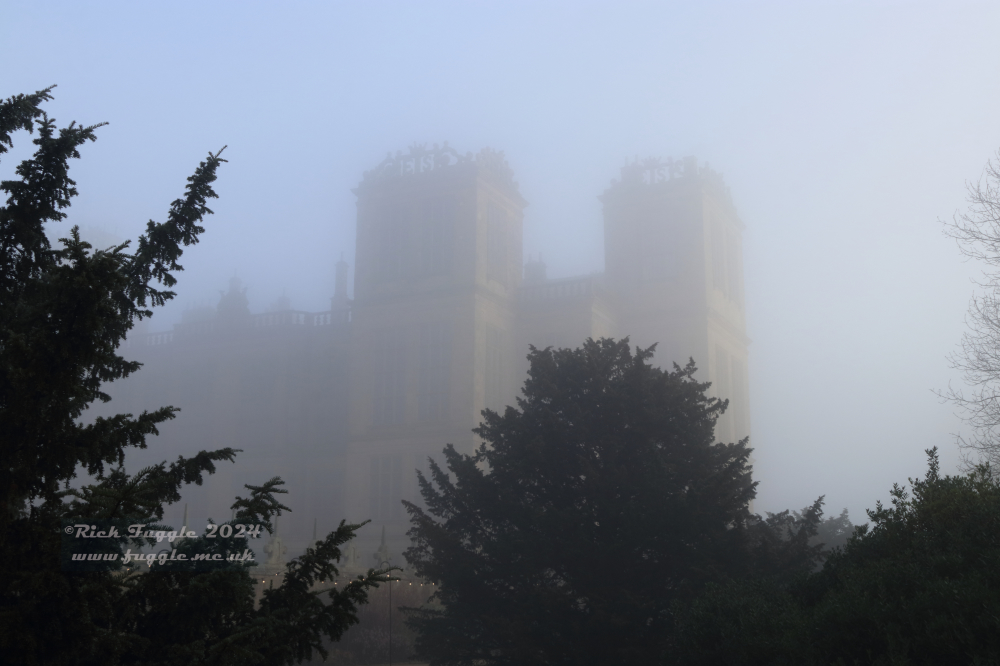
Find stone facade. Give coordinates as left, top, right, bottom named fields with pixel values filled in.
left=101, top=144, right=750, bottom=566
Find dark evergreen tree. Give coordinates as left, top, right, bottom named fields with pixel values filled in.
left=811, top=507, right=852, bottom=555
left=403, top=338, right=820, bottom=665
left=668, top=504, right=830, bottom=666
left=672, top=449, right=1000, bottom=665
left=0, top=87, right=391, bottom=666
left=798, top=448, right=1000, bottom=665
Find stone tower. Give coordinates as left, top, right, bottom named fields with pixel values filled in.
left=601, top=157, right=750, bottom=444
left=343, top=144, right=526, bottom=549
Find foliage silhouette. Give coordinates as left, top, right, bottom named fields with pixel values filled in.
left=0, top=87, right=392, bottom=666
left=672, top=449, right=1000, bottom=665
left=403, top=338, right=824, bottom=665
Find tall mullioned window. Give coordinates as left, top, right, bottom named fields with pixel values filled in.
left=727, top=229, right=743, bottom=307
left=711, top=222, right=727, bottom=298
left=376, top=205, right=408, bottom=284
left=731, top=357, right=746, bottom=438
left=418, top=322, right=452, bottom=422
left=714, top=344, right=732, bottom=442
left=711, top=221, right=744, bottom=307
left=638, top=208, right=676, bottom=282
left=487, top=203, right=508, bottom=285
left=372, top=328, right=406, bottom=426
left=370, top=453, right=403, bottom=521
left=419, top=198, right=453, bottom=277
left=484, top=326, right=506, bottom=413
left=374, top=199, right=454, bottom=284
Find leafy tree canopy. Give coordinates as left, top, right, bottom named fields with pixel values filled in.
left=0, top=87, right=390, bottom=666
left=403, top=338, right=824, bottom=665
left=673, top=449, right=1000, bottom=666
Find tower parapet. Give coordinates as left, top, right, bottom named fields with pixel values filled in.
left=355, top=142, right=521, bottom=197
left=605, top=156, right=736, bottom=213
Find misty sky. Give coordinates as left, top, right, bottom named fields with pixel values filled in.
left=4, top=1, right=1000, bottom=526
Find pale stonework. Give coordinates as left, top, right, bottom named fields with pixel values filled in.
left=100, top=145, right=750, bottom=563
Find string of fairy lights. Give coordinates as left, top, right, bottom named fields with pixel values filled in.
left=253, top=572, right=436, bottom=587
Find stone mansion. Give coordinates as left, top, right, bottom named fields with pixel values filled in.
left=103, top=144, right=750, bottom=564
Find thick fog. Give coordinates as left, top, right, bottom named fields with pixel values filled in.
left=5, top=1, right=1000, bottom=530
